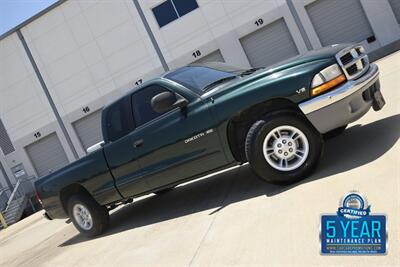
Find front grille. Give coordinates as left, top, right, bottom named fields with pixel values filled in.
left=336, top=45, right=369, bottom=80
left=347, top=64, right=358, bottom=76
left=340, top=53, right=353, bottom=65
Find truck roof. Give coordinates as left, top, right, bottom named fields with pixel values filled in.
left=103, top=62, right=242, bottom=111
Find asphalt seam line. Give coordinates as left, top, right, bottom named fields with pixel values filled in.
left=187, top=166, right=242, bottom=267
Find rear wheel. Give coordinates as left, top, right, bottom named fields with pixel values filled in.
left=67, top=193, right=109, bottom=237
left=245, top=111, right=323, bottom=184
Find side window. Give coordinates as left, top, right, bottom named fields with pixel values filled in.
left=152, top=0, right=199, bottom=28
left=132, top=85, right=172, bottom=127
left=152, top=1, right=178, bottom=27
left=173, top=0, right=199, bottom=16
left=104, top=97, right=135, bottom=142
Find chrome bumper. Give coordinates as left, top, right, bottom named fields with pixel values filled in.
left=299, top=63, right=380, bottom=133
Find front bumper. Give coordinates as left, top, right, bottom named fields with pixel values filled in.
left=299, top=63, right=382, bottom=133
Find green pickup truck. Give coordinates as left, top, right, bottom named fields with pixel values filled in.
left=35, top=44, right=385, bottom=236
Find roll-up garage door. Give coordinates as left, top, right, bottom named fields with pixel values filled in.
left=240, top=18, right=298, bottom=68
left=389, top=0, right=400, bottom=24
left=193, top=50, right=225, bottom=64
left=25, top=133, right=69, bottom=178
left=306, top=0, right=374, bottom=46
left=73, top=110, right=103, bottom=152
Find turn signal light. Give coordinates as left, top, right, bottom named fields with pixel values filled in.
left=311, top=74, right=346, bottom=97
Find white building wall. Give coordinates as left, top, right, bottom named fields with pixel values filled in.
left=19, top=0, right=164, bottom=157
left=0, top=33, right=64, bottom=179
left=0, top=0, right=165, bottom=175
left=139, top=0, right=308, bottom=69
left=0, top=33, right=55, bottom=142
left=21, top=0, right=163, bottom=115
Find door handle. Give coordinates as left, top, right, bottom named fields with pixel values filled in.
left=133, top=139, right=144, bottom=148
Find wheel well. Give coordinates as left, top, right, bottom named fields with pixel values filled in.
left=227, top=98, right=303, bottom=163
left=59, top=184, right=92, bottom=215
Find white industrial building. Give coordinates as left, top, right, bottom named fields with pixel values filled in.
left=0, top=0, right=399, bottom=190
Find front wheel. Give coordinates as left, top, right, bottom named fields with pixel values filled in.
left=67, top=193, right=109, bottom=237
left=245, top=111, right=323, bottom=185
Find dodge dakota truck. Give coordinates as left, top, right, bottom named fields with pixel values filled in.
left=35, top=44, right=385, bottom=236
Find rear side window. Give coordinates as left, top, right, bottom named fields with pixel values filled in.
left=103, top=97, right=135, bottom=142
left=132, top=85, right=171, bottom=127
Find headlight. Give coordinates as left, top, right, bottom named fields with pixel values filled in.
left=311, top=64, right=346, bottom=96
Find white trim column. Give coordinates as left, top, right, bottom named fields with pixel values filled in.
left=361, top=0, right=400, bottom=46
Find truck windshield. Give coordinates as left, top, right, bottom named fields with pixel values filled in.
left=165, top=66, right=237, bottom=92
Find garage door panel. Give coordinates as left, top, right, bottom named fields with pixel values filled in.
left=25, top=133, right=69, bottom=178
left=240, top=18, right=299, bottom=68
left=73, top=110, right=103, bottom=152
left=193, top=50, right=225, bottom=64
left=306, top=0, right=374, bottom=46
left=389, top=0, right=400, bottom=24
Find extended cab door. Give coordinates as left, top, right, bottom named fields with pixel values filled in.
left=102, top=96, right=150, bottom=198
left=129, top=81, right=228, bottom=191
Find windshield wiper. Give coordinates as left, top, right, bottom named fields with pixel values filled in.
left=203, top=76, right=237, bottom=91
left=240, top=67, right=264, bottom=76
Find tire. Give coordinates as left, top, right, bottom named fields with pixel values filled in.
left=245, top=110, right=323, bottom=185
left=67, top=193, right=109, bottom=237
left=323, top=125, right=347, bottom=140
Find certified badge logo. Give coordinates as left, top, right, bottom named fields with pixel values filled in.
left=320, top=191, right=387, bottom=255
left=337, top=192, right=370, bottom=219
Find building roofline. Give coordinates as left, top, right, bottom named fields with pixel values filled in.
left=0, top=0, right=66, bottom=41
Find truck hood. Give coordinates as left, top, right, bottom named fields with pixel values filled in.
left=204, top=44, right=350, bottom=96
left=280, top=43, right=351, bottom=66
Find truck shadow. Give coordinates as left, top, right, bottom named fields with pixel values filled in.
left=59, top=114, right=400, bottom=247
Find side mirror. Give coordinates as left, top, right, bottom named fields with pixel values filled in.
left=151, top=91, right=188, bottom=114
